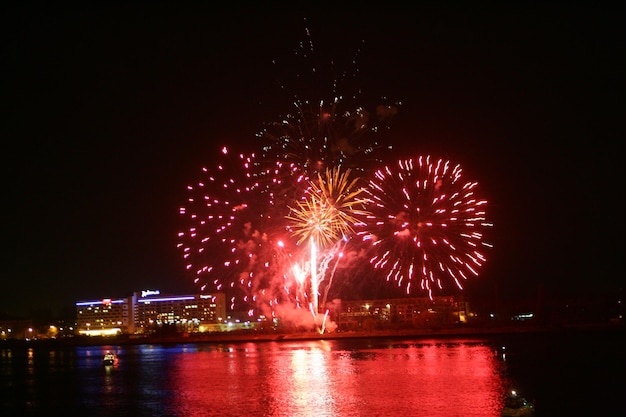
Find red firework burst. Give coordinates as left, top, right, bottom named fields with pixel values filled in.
left=176, top=146, right=300, bottom=313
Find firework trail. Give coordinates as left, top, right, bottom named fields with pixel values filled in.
left=286, top=167, right=369, bottom=319
left=357, top=155, right=493, bottom=299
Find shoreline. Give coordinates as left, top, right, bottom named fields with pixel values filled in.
left=2, top=323, right=623, bottom=348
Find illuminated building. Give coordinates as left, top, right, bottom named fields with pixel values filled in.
left=75, top=290, right=226, bottom=336
left=75, top=298, right=131, bottom=336
left=337, top=296, right=469, bottom=331
left=132, top=290, right=226, bottom=334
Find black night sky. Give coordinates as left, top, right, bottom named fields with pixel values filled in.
left=2, top=4, right=622, bottom=318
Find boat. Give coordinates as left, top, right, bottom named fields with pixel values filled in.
left=502, top=390, right=535, bottom=417
left=102, top=351, right=118, bottom=366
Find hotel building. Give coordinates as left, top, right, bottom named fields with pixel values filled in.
left=75, top=290, right=226, bottom=336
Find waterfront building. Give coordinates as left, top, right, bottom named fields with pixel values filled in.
left=336, top=296, right=470, bottom=331
left=131, top=290, right=226, bottom=334
left=75, top=290, right=226, bottom=336
left=75, top=297, right=131, bottom=336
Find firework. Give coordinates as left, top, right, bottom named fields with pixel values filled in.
left=256, top=98, right=397, bottom=180
left=287, top=167, right=369, bottom=248
left=177, top=146, right=298, bottom=313
left=177, top=23, right=407, bottom=327
left=357, top=155, right=493, bottom=299
left=286, top=167, right=369, bottom=317
left=241, top=24, right=397, bottom=323
left=252, top=22, right=399, bottom=203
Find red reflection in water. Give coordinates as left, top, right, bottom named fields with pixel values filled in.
left=167, top=340, right=506, bottom=417
left=267, top=341, right=505, bottom=416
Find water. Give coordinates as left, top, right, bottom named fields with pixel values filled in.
left=1, top=329, right=624, bottom=416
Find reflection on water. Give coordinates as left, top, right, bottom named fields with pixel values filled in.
left=161, top=339, right=506, bottom=417
left=3, top=332, right=623, bottom=416
left=1, top=339, right=507, bottom=417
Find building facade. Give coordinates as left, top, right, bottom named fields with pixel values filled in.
left=336, top=296, right=469, bottom=331
left=75, top=298, right=131, bottom=336
left=131, top=290, right=226, bottom=334
left=75, top=290, right=226, bottom=336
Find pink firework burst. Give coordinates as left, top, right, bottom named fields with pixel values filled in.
left=177, top=146, right=300, bottom=313
left=357, top=155, right=493, bottom=299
